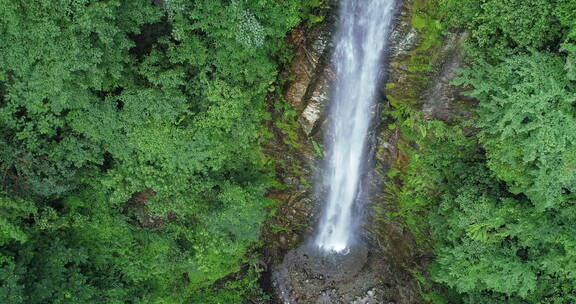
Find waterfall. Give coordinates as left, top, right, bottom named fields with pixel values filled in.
left=315, top=0, right=396, bottom=252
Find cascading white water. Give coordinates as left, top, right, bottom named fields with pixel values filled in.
left=315, top=0, right=396, bottom=252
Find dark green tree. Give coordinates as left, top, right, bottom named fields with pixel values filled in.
left=455, top=52, right=576, bottom=209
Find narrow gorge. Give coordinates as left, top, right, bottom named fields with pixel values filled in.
left=261, top=0, right=467, bottom=302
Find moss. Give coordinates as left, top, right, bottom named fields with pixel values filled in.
left=303, top=0, right=331, bottom=29
left=270, top=223, right=293, bottom=233
left=311, top=140, right=324, bottom=158
left=385, top=0, right=446, bottom=113
left=411, top=13, right=427, bottom=29
left=273, top=100, right=305, bottom=150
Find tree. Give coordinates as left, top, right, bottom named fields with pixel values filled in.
left=0, top=0, right=313, bottom=301
left=397, top=120, right=576, bottom=303
left=441, top=0, right=566, bottom=60
left=455, top=52, right=576, bottom=210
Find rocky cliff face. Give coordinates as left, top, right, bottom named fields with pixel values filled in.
left=261, top=0, right=467, bottom=302
left=284, top=24, right=333, bottom=137
left=375, top=0, right=469, bottom=269
left=259, top=18, right=332, bottom=272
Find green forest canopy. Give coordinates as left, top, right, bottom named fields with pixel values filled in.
left=0, top=0, right=317, bottom=303
left=394, top=0, right=576, bottom=303
left=1, top=0, right=576, bottom=303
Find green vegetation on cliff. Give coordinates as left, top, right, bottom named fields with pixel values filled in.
left=387, top=0, right=576, bottom=303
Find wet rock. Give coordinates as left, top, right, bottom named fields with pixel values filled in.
left=300, top=243, right=368, bottom=282
left=284, top=26, right=331, bottom=111
left=375, top=127, right=400, bottom=170
left=422, top=31, right=470, bottom=121
left=284, top=24, right=333, bottom=136
left=272, top=242, right=408, bottom=304
left=291, top=234, right=300, bottom=245
left=298, top=73, right=330, bottom=135
left=389, top=25, right=418, bottom=57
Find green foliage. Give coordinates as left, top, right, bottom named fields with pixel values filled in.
left=411, top=0, right=443, bottom=54
left=394, top=119, right=576, bottom=303
left=455, top=52, right=576, bottom=209
left=384, top=0, right=446, bottom=124
left=0, top=0, right=317, bottom=302
left=557, top=0, right=576, bottom=81
left=0, top=0, right=162, bottom=197
left=440, top=0, right=566, bottom=60
left=0, top=193, right=36, bottom=248
left=187, top=260, right=268, bottom=304
left=390, top=1, right=576, bottom=303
